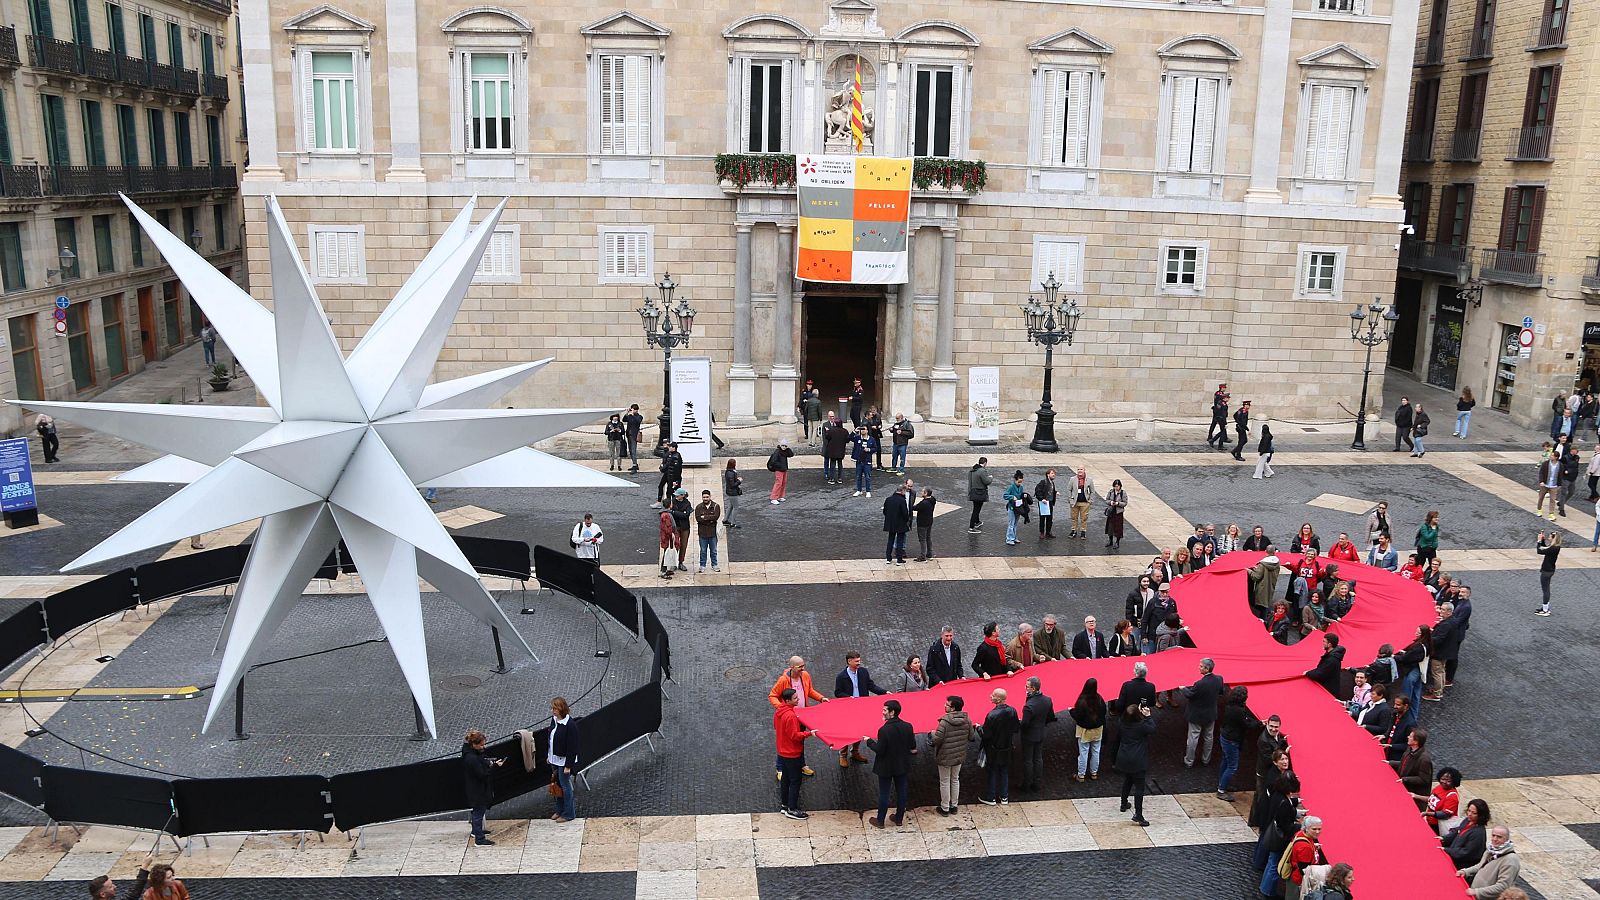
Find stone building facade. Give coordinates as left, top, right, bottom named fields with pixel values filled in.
left=0, top=0, right=247, bottom=435
left=1394, top=0, right=1598, bottom=428
left=240, top=0, right=1417, bottom=428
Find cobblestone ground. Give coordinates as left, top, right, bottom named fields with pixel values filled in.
left=0, top=872, right=635, bottom=899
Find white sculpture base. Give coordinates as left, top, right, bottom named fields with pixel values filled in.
left=769, top=366, right=798, bottom=424
left=727, top=366, right=758, bottom=424
left=887, top=370, right=919, bottom=423
left=930, top=368, right=958, bottom=419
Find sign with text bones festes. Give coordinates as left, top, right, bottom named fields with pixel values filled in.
left=796, top=155, right=911, bottom=284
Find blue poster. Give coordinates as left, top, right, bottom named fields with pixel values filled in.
left=0, top=437, right=37, bottom=512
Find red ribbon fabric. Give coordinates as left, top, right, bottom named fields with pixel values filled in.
left=796, top=552, right=1466, bottom=897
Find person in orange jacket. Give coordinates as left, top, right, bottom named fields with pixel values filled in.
left=769, top=656, right=827, bottom=777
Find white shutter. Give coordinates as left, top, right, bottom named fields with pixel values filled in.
left=462, top=52, right=474, bottom=150
left=739, top=58, right=753, bottom=152
left=948, top=65, right=963, bottom=156
left=1065, top=71, right=1090, bottom=167
left=600, top=56, right=617, bottom=154
left=1304, top=84, right=1326, bottom=178
left=300, top=50, right=316, bottom=151
left=1043, top=70, right=1065, bottom=165
left=779, top=58, right=792, bottom=151
left=338, top=231, right=361, bottom=279
left=1033, top=239, right=1080, bottom=289
left=1192, top=77, right=1218, bottom=173
left=1167, top=75, right=1196, bottom=171
left=624, top=55, right=649, bottom=155
left=1193, top=245, right=1208, bottom=290
left=1326, top=86, right=1353, bottom=180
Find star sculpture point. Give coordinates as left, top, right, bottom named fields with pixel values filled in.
left=8, top=195, right=631, bottom=738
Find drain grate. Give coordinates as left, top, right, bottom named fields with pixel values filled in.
left=438, top=674, right=483, bottom=692
left=723, top=665, right=769, bottom=683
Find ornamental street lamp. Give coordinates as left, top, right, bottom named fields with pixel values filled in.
left=1020, top=272, right=1083, bottom=452
left=637, top=273, right=697, bottom=444
left=1454, top=259, right=1484, bottom=309
left=1348, top=297, right=1401, bottom=451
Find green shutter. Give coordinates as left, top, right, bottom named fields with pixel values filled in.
left=29, top=0, right=54, bottom=40
left=81, top=100, right=106, bottom=166
left=43, top=95, right=71, bottom=166
left=0, top=91, right=11, bottom=166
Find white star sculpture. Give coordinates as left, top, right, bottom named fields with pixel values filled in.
left=8, top=195, right=629, bottom=737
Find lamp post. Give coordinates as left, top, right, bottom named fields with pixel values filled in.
left=1348, top=297, right=1401, bottom=450
left=1020, top=272, right=1083, bottom=452
left=637, top=273, right=696, bottom=445
left=47, top=246, right=76, bottom=283
left=189, top=229, right=204, bottom=250
left=1454, top=259, right=1483, bottom=309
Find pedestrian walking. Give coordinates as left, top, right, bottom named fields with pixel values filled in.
left=799, top=380, right=822, bottom=441
left=930, top=695, right=973, bottom=814
left=1453, top=387, right=1476, bottom=438
left=604, top=413, right=626, bottom=471
left=865, top=699, right=916, bottom=828
left=1035, top=469, right=1059, bottom=539
left=652, top=441, right=683, bottom=507
left=774, top=688, right=817, bottom=819
left=570, top=514, right=603, bottom=564
left=913, top=488, right=937, bottom=561
left=1551, top=392, right=1572, bottom=440
left=1537, top=451, right=1562, bottom=520
left=822, top=415, right=848, bottom=484
left=1018, top=677, right=1055, bottom=792
left=1558, top=442, right=1580, bottom=516
left=1253, top=424, right=1275, bottom=479
left=622, top=404, right=644, bottom=472
left=1415, top=510, right=1441, bottom=566
left=1586, top=445, right=1600, bottom=503
left=201, top=322, right=217, bottom=366
left=1394, top=397, right=1414, bottom=452
left=694, top=490, right=721, bottom=573
left=547, top=697, right=579, bottom=822
left=1068, top=466, right=1096, bottom=537
left=1115, top=699, right=1156, bottom=825
left=461, top=729, right=506, bottom=844
left=720, top=459, right=743, bottom=526
left=34, top=414, right=59, bottom=463
left=1410, top=403, right=1431, bottom=457
left=849, top=426, right=877, bottom=497
left=978, top=688, right=1019, bottom=805
left=1206, top=382, right=1230, bottom=449
left=888, top=414, right=914, bottom=472
left=1535, top=532, right=1561, bottom=616
left=1003, top=471, right=1027, bottom=545
left=882, top=484, right=912, bottom=564
left=849, top=378, right=865, bottom=428
left=1230, top=401, right=1251, bottom=460
left=1070, top=677, right=1107, bottom=782
left=766, top=441, right=792, bottom=504
left=968, top=457, right=993, bottom=533
left=1104, top=478, right=1128, bottom=549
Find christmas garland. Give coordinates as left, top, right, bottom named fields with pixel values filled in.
left=911, top=157, right=988, bottom=193
left=714, top=153, right=798, bottom=188
left=714, top=154, right=988, bottom=194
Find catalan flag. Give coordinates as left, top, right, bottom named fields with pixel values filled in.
left=850, top=59, right=865, bottom=153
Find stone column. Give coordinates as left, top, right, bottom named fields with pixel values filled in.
left=929, top=227, right=959, bottom=419
left=239, top=1, right=282, bottom=180
left=384, top=0, right=425, bottom=182
left=1371, top=0, right=1423, bottom=207
left=768, top=224, right=799, bottom=423
left=888, top=227, right=919, bottom=420
left=1244, top=0, right=1293, bottom=203
left=727, top=223, right=758, bottom=423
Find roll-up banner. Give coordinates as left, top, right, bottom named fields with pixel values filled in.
left=967, top=366, right=1000, bottom=445
left=670, top=356, right=713, bottom=465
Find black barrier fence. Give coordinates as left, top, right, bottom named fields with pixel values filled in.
left=0, top=537, right=669, bottom=837
left=533, top=544, right=596, bottom=603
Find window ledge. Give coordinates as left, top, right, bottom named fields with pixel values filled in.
left=1459, top=52, right=1493, bottom=62
left=1160, top=286, right=1205, bottom=297
left=1526, top=42, right=1567, bottom=52
left=1505, top=155, right=1554, bottom=163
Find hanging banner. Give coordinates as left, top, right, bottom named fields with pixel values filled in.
left=669, top=356, right=713, bottom=466
left=0, top=437, right=38, bottom=518
left=795, top=155, right=911, bottom=285
left=967, top=367, right=1000, bottom=445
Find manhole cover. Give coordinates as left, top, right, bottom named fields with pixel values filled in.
left=438, top=674, right=483, bottom=692
left=723, top=665, right=768, bottom=683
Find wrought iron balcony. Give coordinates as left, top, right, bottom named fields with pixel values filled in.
left=25, top=36, right=206, bottom=99
left=1510, top=126, right=1554, bottom=161
left=1583, top=257, right=1600, bottom=292
left=0, top=26, right=20, bottom=67
left=27, top=34, right=79, bottom=74
left=0, top=164, right=236, bottom=200
left=1446, top=129, right=1481, bottom=162
left=1398, top=238, right=1469, bottom=276
left=203, top=73, right=228, bottom=100
left=81, top=45, right=116, bottom=81
left=1403, top=131, right=1433, bottom=162
left=115, top=52, right=149, bottom=87
left=1478, top=247, right=1543, bottom=287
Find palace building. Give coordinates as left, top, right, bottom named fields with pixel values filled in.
left=238, top=0, right=1418, bottom=426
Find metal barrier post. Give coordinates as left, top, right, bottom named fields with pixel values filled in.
left=229, top=678, right=249, bottom=741
left=490, top=626, right=508, bottom=674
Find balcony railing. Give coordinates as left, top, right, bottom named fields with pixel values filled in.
left=1446, top=129, right=1481, bottom=162
left=81, top=44, right=116, bottom=81
left=1510, top=126, right=1554, bottom=161
left=1583, top=257, right=1600, bottom=292
left=0, top=164, right=236, bottom=199
left=1398, top=238, right=1470, bottom=276
left=1422, top=34, right=1444, bottom=65
left=713, top=153, right=988, bottom=194
left=27, top=34, right=79, bottom=74
left=115, top=52, right=148, bottom=87
left=24, top=36, right=203, bottom=98
left=1316, top=0, right=1364, bottom=11
left=1479, top=247, right=1543, bottom=286
left=203, top=73, right=228, bottom=100
left=1467, top=25, right=1494, bottom=58
left=0, top=26, right=20, bottom=67
left=1403, top=131, right=1433, bottom=162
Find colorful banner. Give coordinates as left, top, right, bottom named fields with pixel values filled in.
left=967, top=367, right=1000, bottom=444
left=796, top=155, right=910, bottom=284
left=0, top=438, right=36, bottom=514
left=669, top=356, right=713, bottom=466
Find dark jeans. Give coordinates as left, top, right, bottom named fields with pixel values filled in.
left=855, top=462, right=873, bottom=492
left=469, top=806, right=488, bottom=840
left=627, top=436, right=639, bottom=467
left=917, top=526, right=933, bottom=559
left=1021, top=739, right=1044, bottom=789
left=1445, top=657, right=1459, bottom=683
left=1207, top=415, right=1226, bottom=445
left=1218, top=736, right=1240, bottom=793
left=885, top=532, right=907, bottom=561
left=985, top=761, right=1009, bottom=802
left=657, top=473, right=674, bottom=503
left=1416, top=547, right=1437, bottom=566
left=1039, top=514, right=1053, bottom=536
left=1396, top=428, right=1413, bottom=451
left=779, top=754, right=804, bottom=811
left=1540, top=570, right=1554, bottom=607
left=970, top=500, right=985, bottom=528
left=1231, top=429, right=1246, bottom=456
left=876, top=774, right=908, bottom=822
left=553, top=766, right=576, bottom=819
left=1120, top=772, right=1146, bottom=817
left=40, top=432, right=59, bottom=462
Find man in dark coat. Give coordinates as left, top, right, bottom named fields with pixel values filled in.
left=881, top=485, right=912, bottom=564
left=1391, top=727, right=1435, bottom=807
left=849, top=378, right=865, bottom=428
left=1107, top=661, right=1157, bottom=763
left=926, top=627, right=964, bottom=686
left=1230, top=401, right=1251, bottom=460
left=1305, top=633, right=1347, bottom=697
left=1394, top=397, right=1414, bottom=452
left=1358, top=682, right=1395, bottom=736
left=622, top=404, right=644, bottom=472
left=461, top=730, right=503, bottom=845
left=866, top=699, right=917, bottom=827
left=978, top=688, right=1020, bottom=805
left=1181, top=657, right=1224, bottom=767
left=1207, top=383, right=1230, bottom=449
left=834, top=652, right=887, bottom=767
left=1018, top=677, right=1056, bottom=792
left=822, top=415, right=849, bottom=484
left=1071, top=615, right=1109, bottom=659
left=654, top=441, right=684, bottom=506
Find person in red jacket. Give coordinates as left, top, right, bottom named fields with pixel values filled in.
left=768, top=657, right=827, bottom=778
left=1290, top=553, right=1323, bottom=610
left=1398, top=553, right=1426, bottom=582
left=774, top=689, right=817, bottom=820
left=1328, top=532, right=1361, bottom=563
left=1283, top=816, right=1326, bottom=899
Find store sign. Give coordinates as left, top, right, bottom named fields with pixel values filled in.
left=669, top=356, right=713, bottom=466
left=967, top=367, right=1000, bottom=444
left=0, top=438, right=37, bottom=514
left=1583, top=322, right=1600, bottom=345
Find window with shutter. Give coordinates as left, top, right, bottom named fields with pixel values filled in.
left=913, top=66, right=956, bottom=158
left=744, top=60, right=787, bottom=153
left=1043, top=69, right=1092, bottom=168
left=1031, top=237, right=1085, bottom=291
left=1405, top=182, right=1431, bottom=239
left=1298, top=249, right=1341, bottom=297
left=465, top=52, right=513, bottom=153
left=1166, top=75, right=1220, bottom=173
left=474, top=228, right=520, bottom=283
left=624, top=55, right=649, bottom=156
left=42, top=94, right=71, bottom=167
left=598, top=227, right=653, bottom=283
left=308, top=226, right=365, bottom=282
left=1303, top=84, right=1356, bottom=180
left=600, top=54, right=651, bottom=156
left=307, top=51, right=358, bottom=152
left=147, top=108, right=166, bottom=167
left=1161, top=243, right=1207, bottom=292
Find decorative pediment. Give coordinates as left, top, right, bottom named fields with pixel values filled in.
left=820, top=0, right=885, bottom=39
left=895, top=21, right=980, bottom=48
left=282, top=5, right=375, bottom=34
left=442, top=7, right=534, bottom=34
left=580, top=10, right=672, bottom=38
left=1028, top=28, right=1115, bottom=56
left=1297, top=43, right=1379, bottom=70
left=1157, top=34, right=1242, bottom=61
left=722, top=13, right=812, bottom=41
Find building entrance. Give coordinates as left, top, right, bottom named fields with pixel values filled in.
left=801, top=295, right=883, bottom=417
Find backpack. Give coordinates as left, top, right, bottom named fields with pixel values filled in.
left=1277, top=835, right=1311, bottom=879
left=766, top=452, right=780, bottom=472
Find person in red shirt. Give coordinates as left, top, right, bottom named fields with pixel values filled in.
left=774, top=689, right=817, bottom=819
left=1290, top=553, right=1323, bottom=610
left=1424, top=767, right=1462, bottom=835
left=1399, top=553, right=1426, bottom=582
left=1283, top=816, right=1326, bottom=898
left=1328, top=532, right=1361, bottom=563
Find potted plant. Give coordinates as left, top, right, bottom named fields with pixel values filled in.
left=208, top=362, right=231, bottom=392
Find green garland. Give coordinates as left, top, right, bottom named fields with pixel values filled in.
left=714, top=153, right=988, bottom=194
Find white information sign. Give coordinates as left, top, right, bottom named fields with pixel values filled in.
left=967, top=366, right=1001, bottom=445
left=670, top=356, right=714, bottom=465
